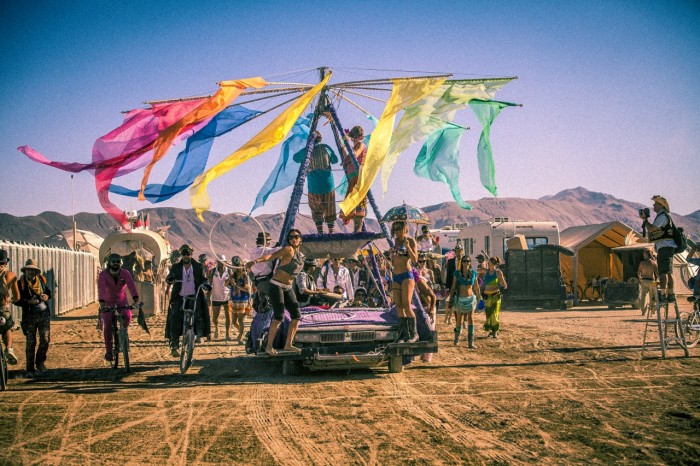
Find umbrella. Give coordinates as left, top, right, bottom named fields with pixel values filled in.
left=381, top=203, right=430, bottom=224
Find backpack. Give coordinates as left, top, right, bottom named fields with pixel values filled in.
left=666, top=214, right=688, bottom=254
left=0, top=270, right=9, bottom=305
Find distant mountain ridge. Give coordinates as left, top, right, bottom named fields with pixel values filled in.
left=1, top=188, right=698, bottom=255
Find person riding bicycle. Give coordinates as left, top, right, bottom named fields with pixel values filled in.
left=165, top=244, right=211, bottom=357
left=97, top=253, right=139, bottom=362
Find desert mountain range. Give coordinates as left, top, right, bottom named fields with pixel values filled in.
left=1, top=187, right=698, bottom=255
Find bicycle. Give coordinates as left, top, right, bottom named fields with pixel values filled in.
left=582, top=276, right=606, bottom=303
left=101, top=303, right=142, bottom=373
left=179, top=283, right=209, bottom=374
left=679, top=296, right=700, bottom=348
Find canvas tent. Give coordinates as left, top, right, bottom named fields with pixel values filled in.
left=559, top=222, right=644, bottom=304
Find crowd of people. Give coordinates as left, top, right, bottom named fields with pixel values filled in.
left=2, top=193, right=691, bottom=374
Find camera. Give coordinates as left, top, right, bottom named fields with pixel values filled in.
left=639, top=207, right=650, bottom=218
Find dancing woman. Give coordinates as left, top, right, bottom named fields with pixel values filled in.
left=246, top=229, right=305, bottom=355
left=480, top=256, right=507, bottom=338
left=390, top=221, right=420, bottom=343
left=447, top=256, right=482, bottom=348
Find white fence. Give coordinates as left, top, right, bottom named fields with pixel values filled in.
left=1, top=240, right=98, bottom=318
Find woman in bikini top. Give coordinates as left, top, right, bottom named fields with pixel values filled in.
left=390, top=221, right=420, bottom=342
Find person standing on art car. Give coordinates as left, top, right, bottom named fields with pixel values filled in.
left=16, top=259, right=53, bottom=377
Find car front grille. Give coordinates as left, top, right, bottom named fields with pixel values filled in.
left=319, top=330, right=377, bottom=343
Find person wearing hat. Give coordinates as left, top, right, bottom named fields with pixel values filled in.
left=207, top=255, right=231, bottom=340
left=641, top=195, right=677, bottom=303
left=293, top=131, right=339, bottom=234
left=248, top=232, right=279, bottom=315
left=165, top=244, right=211, bottom=357
left=294, top=258, right=325, bottom=307
left=17, top=259, right=53, bottom=375
left=228, top=256, right=251, bottom=344
left=0, top=250, right=20, bottom=367
left=443, top=244, right=465, bottom=324
left=98, top=253, right=139, bottom=363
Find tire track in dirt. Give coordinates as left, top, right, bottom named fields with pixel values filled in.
left=383, top=373, right=535, bottom=464
left=247, top=385, right=345, bottom=466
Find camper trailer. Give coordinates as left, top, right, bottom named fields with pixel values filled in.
left=430, top=223, right=469, bottom=253
left=457, top=218, right=560, bottom=258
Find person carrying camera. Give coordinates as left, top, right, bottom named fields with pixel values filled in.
left=640, top=195, right=676, bottom=304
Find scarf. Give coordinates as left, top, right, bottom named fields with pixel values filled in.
left=24, top=275, right=43, bottom=296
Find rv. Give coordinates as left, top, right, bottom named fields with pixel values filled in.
left=430, top=222, right=469, bottom=253
left=457, top=218, right=560, bottom=259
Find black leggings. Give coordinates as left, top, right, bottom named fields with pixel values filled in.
left=269, top=283, right=301, bottom=320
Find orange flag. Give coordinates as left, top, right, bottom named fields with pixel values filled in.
left=138, top=76, right=268, bottom=199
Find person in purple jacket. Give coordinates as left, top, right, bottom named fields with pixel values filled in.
left=97, top=253, right=139, bottom=362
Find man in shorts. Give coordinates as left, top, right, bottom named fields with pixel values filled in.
left=641, top=195, right=676, bottom=304
left=0, top=249, right=20, bottom=366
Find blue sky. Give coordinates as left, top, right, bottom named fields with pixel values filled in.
left=1, top=0, right=699, bottom=220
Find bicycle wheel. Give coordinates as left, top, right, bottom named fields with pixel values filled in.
left=180, top=329, right=195, bottom=374
left=0, top=352, right=7, bottom=391
left=680, top=311, right=700, bottom=349
left=121, top=324, right=130, bottom=373
left=111, top=326, right=120, bottom=369
left=583, top=286, right=596, bottom=302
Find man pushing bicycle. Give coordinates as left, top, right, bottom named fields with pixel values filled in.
left=165, top=244, right=211, bottom=357
left=97, top=253, right=139, bottom=362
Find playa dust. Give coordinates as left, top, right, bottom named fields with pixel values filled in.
left=0, top=301, right=698, bottom=465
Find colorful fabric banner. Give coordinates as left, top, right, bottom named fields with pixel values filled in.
left=18, top=98, right=211, bottom=228
left=249, top=113, right=313, bottom=213
left=140, top=77, right=267, bottom=199
left=339, top=77, right=446, bottom=216
left=111, top=105, right=261, bottom=202
left=414, top=125, right=472, bottom=209
left=469, top=100, right=517, bottom=196
left=382, top=80, right=512, bottom=194
left=190, top=73, right=332, bottom=218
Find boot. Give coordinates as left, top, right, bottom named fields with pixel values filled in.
left=453, top=326, right=461, bottom=345
left=405, top=318, right=419, bottom=343
left=395, top=317, right=407, bottom=342
left=327, top=223, right=335, bottom=234
left=468, top=325, right=477, bottom=349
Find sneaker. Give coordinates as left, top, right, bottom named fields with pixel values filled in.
left=4, top=347, right=18, bottom=365
left=170, top=348, right=180, bottom=358
left=36, top=362, right=48, bottom=373
left=104, top=353, right=113, bottom=362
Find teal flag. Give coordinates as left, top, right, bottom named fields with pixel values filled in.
left=414, top=126, right=472, bottom=209
left=468, top=100, right=516, bottom=196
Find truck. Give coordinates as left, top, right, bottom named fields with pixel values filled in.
left=457, top=218, right=560, bottom=259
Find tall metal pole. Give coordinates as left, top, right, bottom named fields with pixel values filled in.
left=71, top=174, right=77, bottom=250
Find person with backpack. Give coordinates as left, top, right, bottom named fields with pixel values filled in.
left=17, top=259, right=52, bottom=376
left=0, top=250, right=20, bottom=367
left=641, top=195, right=679, bottom=304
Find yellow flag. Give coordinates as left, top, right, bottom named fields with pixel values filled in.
left=138, top=77, right=268, bottom=200
left=190, top=73, right=332, bottom=218
left=381, top=80, right=511, bottom=193
left=339, top=77, right=446, bottom=216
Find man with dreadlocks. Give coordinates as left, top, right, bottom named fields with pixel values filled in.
left=294, top=131, right=339, bottom=234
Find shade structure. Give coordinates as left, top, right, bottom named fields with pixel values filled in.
left=381, top=203, right=430, bottom=224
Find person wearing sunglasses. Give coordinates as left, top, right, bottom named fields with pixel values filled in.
left=246, top=229, right=305, bottom=355
left=165, top=244, right=212, bottom=357
left=390, top=221, right=420, bottom=343
left=98, top=253, right=139, bottom=362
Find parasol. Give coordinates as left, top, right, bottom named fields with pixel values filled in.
left=381, top=203, right=430, bottom=224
